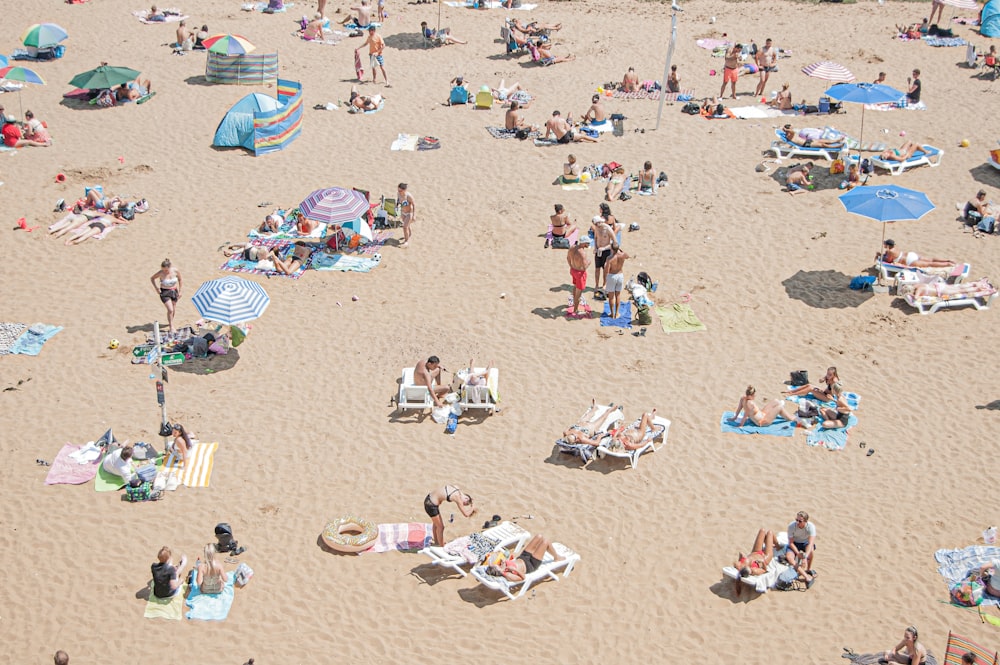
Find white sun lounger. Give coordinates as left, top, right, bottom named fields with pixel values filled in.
left=470, top=541, right=580, bottom=600
left=721, top=532, right=790, bottom=593
left=876, top=259, right=970, bottom=284
left=418, top=521, right=530, bottom=577
left=554, top=404, right=624, bottom=463
left=865, top=144, right=944, bottom=176
left=457, top=367, right=499, bottom=415
left=903, top=287, right=997, bottom=315
left=595, top=415, right=671, bottom=469
left=396, top=367, right=435, bottom=413
left=768, top=128, right=843, bottom=161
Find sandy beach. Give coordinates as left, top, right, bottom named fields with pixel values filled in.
left=2, top=0, right=1000, bottom=662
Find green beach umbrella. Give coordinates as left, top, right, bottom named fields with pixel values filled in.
left=69, top=65, right=141, bottom=90
left=21, top=23, right=69, bottom=49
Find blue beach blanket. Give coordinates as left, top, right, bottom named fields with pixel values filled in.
left=936, top=546, right=1000, bottom=606
left=805, top=414, right=858, bottom=450
left=310, top=252, right=382, bottom=272
left=600, top=301, right=632, bottom=328
left=186, top=571, right=236, bottom=621
left=9, top=324, right=63, bottom=356
left=720, top=412, right=796, bottom=437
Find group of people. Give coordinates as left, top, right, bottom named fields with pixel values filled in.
left=732, top=511, right=818, bottom=592
left=564, top=204, right=631, bottom=317
left=730, top=366, right=853, bottom=431
left=150, top=543, right=227, bottom=599
left=1, top=106, right=52, bottom=148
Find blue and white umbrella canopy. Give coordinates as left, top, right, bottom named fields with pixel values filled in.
left=839, top=184, right=935, bottom=253
left=191, top=276, right=270, bottom=325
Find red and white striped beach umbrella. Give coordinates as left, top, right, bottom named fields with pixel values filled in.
left=941, top=0, right=979, bottom=10
left=801, top=61, right=856, bottom=83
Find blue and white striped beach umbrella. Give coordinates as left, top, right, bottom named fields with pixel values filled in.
left=190, top=276, right=270, bottom=325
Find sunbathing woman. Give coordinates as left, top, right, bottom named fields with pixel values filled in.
left=734, top=528, right=776, bottom=578
left=561, top=399, right=621, bottom=447
left=424, top=484, right=476, bottom=546
left=879, top=141, right=923, bottom=162
left=296, top=215, right=319, bottom=235
left=781, top=125, right=843, bottom=149
left=880, top=239, right=955, bottom=268
left=170, top=423, right=192, bottom=465
left=270, top=242, right=314, bottom=275
left=222, top=243, right=270, bottom=262
left=898, top=278, right=995, bottom=299
left=48, top=211, right=92, bottom=238
left=605, top=409, right=659, bottom=451
left=512, top=18, right=561, bottom=35
left=818, top=383, right=853, bottom=430
left=349, top=86, right=383, bottom=112
left=784, top=366, right=841, bottom=401
left=486, top=534, right=564, bottom=581
left=605, top=166, right=627, bottom=202
left=733, top=386, right=798, bottom=427
left=64, top=214, right=121, bottom=245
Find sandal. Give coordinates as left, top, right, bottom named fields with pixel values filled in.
left=867, top=448, right=875, bottom=456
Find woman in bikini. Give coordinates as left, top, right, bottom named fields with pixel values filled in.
left=64, top=214, right=123, bottom=246
left=549, top=204, right=578, bottom=241
left=270, top=241, right=314, bottom=275
left=195, top=543, right=226, bottom=595
left=150, top=259, right=182, bottom=333
left=605, top=409, right=659, bottom=451
left=637, top=161, right=656, bottom=195
left=879, top=239, right=955, bottom=268
left=734, top=529, right=777, bottom=579
left=170, top=423, right=192, bottom=465
left=733, top=386, right=797, bottom=427
left=879, top=141, right=922, bottom=162
left=883, top=626, right=928, bottom=665
left=49, top=211, right=93, bottom=238
left=486, top=534, right=564, bottom=581
left=784, top=366, right=841, bottom=402
left=818, top=383, right=853, bottom=430
left=424, top=484, right=476, bottom=546
left=898, top=278, right=995, bottom=299
left=605, top=166, right=627, bottom=202
left=781, top=125, right=842, bottom=149
left=561, top=399, right=621, bottom=447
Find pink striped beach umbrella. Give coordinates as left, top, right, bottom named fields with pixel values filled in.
left=801, top=61, right=856, bottom=83
left=299, top=187, right=370, bottom=225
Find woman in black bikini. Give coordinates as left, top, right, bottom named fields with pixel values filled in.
left=818, top=383, right=853, bottom=430
left=487, top=534, right=564, bottom=581
left=784, top=366, right=841, bottom=402
left=424, top=484, right=476, bottom=546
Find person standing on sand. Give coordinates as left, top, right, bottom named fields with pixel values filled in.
left=604, top=244, right=630, bottom=319
left=357, top=26, right=389, bottom=86
left=720, top=43, right=741, bottom=100
left=567, top=242, right=591, bottom=316
left=397, top=182, right=414, bottom=247
left=591, top=215, right=615, bottom=296
left=424, top=484, right=476, bottom=546
left=317, top=0, right=327, bottom=17
left=150, top=258, right=181, bottom=333
left=754, top=38, right=777, bottom=97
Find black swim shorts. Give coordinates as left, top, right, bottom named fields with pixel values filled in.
left=594, top=248, right=611, bottom=269
left=423, top=494, right=440, bottom=518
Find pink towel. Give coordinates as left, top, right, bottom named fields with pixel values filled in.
left=45, top=443, right=100, bottom=485
left=361, top=523, right=433, bottom=554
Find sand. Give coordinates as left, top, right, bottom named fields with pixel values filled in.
left=2, top=0, right=1000, bottom=662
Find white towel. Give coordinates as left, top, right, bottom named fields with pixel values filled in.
left=68, top=442, right=103, bottom=464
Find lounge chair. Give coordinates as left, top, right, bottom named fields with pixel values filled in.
left=989, top=147, right=1000, bottom=172
left=768, top=128, right=843, bottom=161
left=374, top=195, right=399, bottom=229
left=944, top=630, right=999, bottom=665
left=721, top=532, right=791, bottom=594
left=876, top=259, right=970, bottom=284
left=500, top=26, right=526, bottom=55
left=474, top=90, right=493, bottom=110
left=396, top=367, right=435, bottom=413
left=526, top=42, right=555, bottom=67
left=470, top=541, right=580, bottom=600
left=863, top=144, right=944, bottom=176
left=418, top=521, right=530, bottom=577
left=458, top=367, right=499, bottom=414
left=896, top=274, right=997, bottom=315
left=595, top=415, right=671, bottom=469
left=555, top=404, right=623, bottom=463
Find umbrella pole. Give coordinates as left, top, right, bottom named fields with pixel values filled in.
left=437, top=0, right=442, bottom=37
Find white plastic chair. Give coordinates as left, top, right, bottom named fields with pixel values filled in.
left=397, top=367, right=433, bottom=412
left=458, top=367, right=499, bottom=414
left=595, top=415, right=671, bottom=469
left=418, top=521, right=530, bottom=577
left=470, top=542, right=580, bottom=600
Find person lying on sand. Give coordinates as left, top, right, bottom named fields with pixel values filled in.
left=64, top=214, right=123, bottom=245
left=270, top=241, right=313, bottom=275
left=491, top=80, right=527, bottom=104
left=349, top=86, right=383, bottom=111
left=879, top=239, right=955, bottom=267
left=259, top=212, right=284, bottom=234
left=511, top=18, right=561, bottom=35
left=116, top=78, right=152, bottom=102
left=732, top=385, right=798, bottom=427
left=222, top=243, right=271, bottom=262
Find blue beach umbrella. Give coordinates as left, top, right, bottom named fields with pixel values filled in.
left=839, top=184, right=935, bottom=252
left=825, top=82, right=905, bottom=159
left=0, top=56, right=7, bottom=68
left=191, top=276, right=270, bottom=325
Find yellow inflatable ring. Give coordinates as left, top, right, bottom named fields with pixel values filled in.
left=322, top=516, right=378, bottom=553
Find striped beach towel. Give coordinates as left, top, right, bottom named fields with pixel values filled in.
left=219, top=238, right=309, bottom=279
left=162, top=441, right=218, bottom=487
left=612, top=88, right=695, bottom=101
left=361, top=523, right=433, bottom=553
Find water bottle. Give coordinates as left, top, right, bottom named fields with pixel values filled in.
left=985, top=526, right=997, bottom=545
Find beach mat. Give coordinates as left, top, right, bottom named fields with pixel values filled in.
left=936, top=545, right=1000, bottom=606
left=612, top=88, right=695, bottom=101
left=310, top=253, right=382, bottom=272
left=656, top=303, right=706, bottom=333
left=361, top=523, right=433, bottom=553
left=161, top=441, right=218, bottom=487
left=485, top=126, right=539, bottom=140
left=45, top=444, right=100, bottom=485
left=144, top=583, right=187, bottom=620
left=720, top=412, right=796, bottom=437
left=600, top=301, right=631, bottom=328
left=844, top=653, right=937, bottom=665
left=805, top=414, right=858, bottom=450
left=390, top=134, right=419, bottom=151
left=561, top=182, right=589, bottom=191
left=565, top=295, right=592, bottom=319
left=186, top=571, right=235, bottom=621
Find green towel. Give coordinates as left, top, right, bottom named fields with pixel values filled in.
left=144, top=583, right=187, bottom=620
left=95, top=452, right=164, bottom=492
left=656, top=303, right=706, bottom=333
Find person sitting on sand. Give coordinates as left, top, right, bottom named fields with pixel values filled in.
left=549, top=203, right=578, bottom=241
left=874, top=71, right=887, bottom=84
left=349, top=86, right=382, bottom=112
left=222, top=243, right=271, bottom=262
left=842, top=163, right=861, bottom=190
left=504, top=100, right=534, bottom=131
left=638, top=161, right=656, bottom=195
left=882, top=626, right=928, bottom=665
left=785, top=511, right=817, bottom=573
left=270, top=242, right=313, bottom=275
left=195, top=25, right=209, bottom=49
left=195, top=544, right=226, bottom=595
left=339, top=0, right=372, bottom=26
left=732, top=385, right=798, bottom=427
left=561, top=399, right=621, bottom=447
left=151, top=546, right=188, bottom=600
left=562, top=154, right=582, bottom=183
left=424, top=484, right=476, bottom=546
left=769, top=82, right=792, bottom=110
left=301, top=13, right=325, bottom=40
left=545, top=110, right=596, bottom=144
left=898, top=277, right=995, bottom=299
left=259, top=212, right=284, bottom=234
left=784, top=366, right=841, bottom=402
left=879, top=141, right=923, bottom=162
left=169, top=423, right=192, bottom=465
left=781, top=124, right=842, bottom=149
left=147, top=5, right=166, bottom=21
left=19, top=110, right=52, bottom=147
left=421, top=21, right=466, bottom=45
left=415, top=355, right=450, bottom=407
left=116, top=77, right=152, bottom=102
left=604, top=409, right=658, bottom=452
left=485, top=534, right=564, bottom=581
left=102, top=444, right=138, bottom=483
left=176, top=20, right=195, bottom=50
left=622, top=67, right=640, bottom=92
left=667, top=64, right=680, bottom=93
left=879, top=239, right=955, bottom=268
left=786, top=162, right=814, bottom=195
left=582, top=94, right=607, bottom=126
left=817, top=383, right=853, bottom=430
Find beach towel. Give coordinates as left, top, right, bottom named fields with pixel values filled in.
left=656, top=303, right=706, bottom=333
left=533, top=137, right=560, bottom=147
left=805, top=414, right=858, bottom=450
left=547, top=226, right=580, bottom=246
left=144, top=583, right=187, bottom=620
left=309, top=252, right=382, bottom=272
left=864, top=100, right=927, bottom=111
left=937, top=546, right=1000, bottom=607
left=844, top=653, right=938, bottom=665
left=561, top=182, right=589, bottom=191
left=612, top=88, right=695, bottom=102
left=45, top=444, right=100, bottom=485
left=186, top=571, right=236, bottom=621
left=923, top=36, right=968, bottom=46
left=566, top=295, right=592, bottom=319
left=0, top=323, right=28, bottom=355
left=696, top=38, right=732, bottom=50
left=445, top=0, right=536, bottom=7
left=701, top=107, right=736, bottom=119
left=600, top=301, right=632, bottom=329
left=485, top=126, right=539, bottom=140
left=358, top=230, right=390, bottom=256
left=254, top=0, right=294, bottom=10
left=390, top=134, right=419, bottom=151
left=361, top=523, right=434, bottom=553
left=248, top=220, right=327, bottom=241
left=132, top=9, right=190, bottom=23
left=720, top=412, right=797, bottom=437
left=9, top=324, right=63, bottom=356
left=161, top=441, right=218, bottom=487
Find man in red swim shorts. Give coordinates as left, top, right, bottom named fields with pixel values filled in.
left=719, top=43, right=741, bottom=100
left=567, top=241, right=591, bottom=316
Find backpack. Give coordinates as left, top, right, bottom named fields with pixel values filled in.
left=215, top=523, right=239, bottom=553
left=681, top=102, right=700, bottom=115
left=636, top=272, right=654, bottom=292
left=775, top=567, right=801, bottom=591
left=860, top=158, right=874, bottom=175
left=551, top=236, right=571, bottom=249
left=635, top=304, right=653, bottom=326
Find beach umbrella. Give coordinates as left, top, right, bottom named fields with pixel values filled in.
left=21, top=23, right=69, bottom=48
left=0, top=56, right=7, bottom=68
left=201, top=34, right=256, bottom=56
left=0, top=66, right=45, bottom=118
left=340, top=216, right=374, bottom=241
left=941, top=0, right=979, bottom=9
left=825, top=82, right=905, bottom=161
left=191, top=276, right=270, bottom=325
left=299, top=187, right=371, bottom=225
left=69, top=65, right=141, bottom=90
left=801, top=61, right=855, bottom=83
left=839, top=184, right=935, bottom=253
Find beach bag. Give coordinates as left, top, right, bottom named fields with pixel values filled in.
left=796, top=400, right=819, bottom=419
left=235, top=563, right=254, bottom=587
left=137, top=464, right=158, bottom=483
left=681, top=102, right=700, bottom=115
left=775, top=567, right=801, bottom=591
left=215, top=523, right=238, bottom=553
left=951, top=580, right=985, bottom=606
left=860, top=158, right=874, bottom=175
left=978, top=216, right=996, bottom=234
left=551, top=236, right=571, bottom=249
left=636, top=272, right=654, bottom=291
left=850, top=275, right=876, bottom=290
left=635, top=304, right=653, bottom=326
left=829, top=159, right=845, bottom=175
left=790, top=370, right=809, bottom=387
left=125, top=480, right=161, bottom=502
